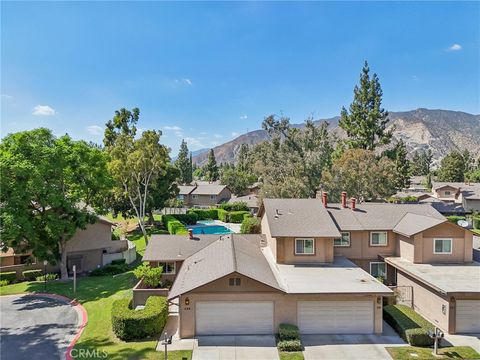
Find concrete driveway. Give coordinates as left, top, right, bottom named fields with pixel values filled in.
left=0, top=294, right=80, bottom=360
left=302, top=322, right=405, bottom=360
left=192, top=335, right=279, bottom=360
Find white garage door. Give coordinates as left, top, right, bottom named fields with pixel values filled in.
left=298, top=301, right=374, bottom=334
left=456, top=300, right=480, bottom=333
left=195, top=301, right=274, bottom=335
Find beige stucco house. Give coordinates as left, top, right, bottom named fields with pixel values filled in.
left=177, top=184, right=232, bottom=207
left=432, top=181, right=480, bottom=213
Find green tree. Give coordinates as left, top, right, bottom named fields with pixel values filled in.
left=175, top=139, right=193, bottom=184
left=339, top=61, right=393, bottom=150
left=237, top=143, right=250, bottom=172
left=205, top=149, right=219, bottom=181
left=0, top=128, right=112, bottom=280
left=221, top=168, right=257, bottom=196
left=385, top=140, right=410, bottom=190
left=322, top=149, right=397, bottom=201
left=410, top=149, right=433, bottom=176
left=105, top=108, right=171, bottom=242
left=437, top=150, right=467, bottom=182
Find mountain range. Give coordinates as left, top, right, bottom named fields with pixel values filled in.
left=191, top=108, right=480, bottom=166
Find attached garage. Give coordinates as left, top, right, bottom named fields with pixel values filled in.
left=456, top=300, right=480, bottom=333
left=195, top=301, right=274, bottom=335
left=297, top=301, right=374, bottom=334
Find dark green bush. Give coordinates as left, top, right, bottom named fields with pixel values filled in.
left=36, top=273, right=59, bottom=281
left=277, top=339, right=303, bottom=352
left=111, top=258, right=126, bottom=265
left=383, top=305, right=434, bottom=346
left=171, top=213, right=198, bottom=225
left=240, top=217, right=261, bottom=234
left=163, top=215, right=188, bottom=235
left=217, top=208, right=229, bottom=222
left=90, top=263, right=129, bottom=276
left=229, top=211, right=250, bottom=223
left=0, top=271, right=17, bottom=284
left=111, top=296, right=168, bottom=341
left=219, top=202, right=249, bottom=212
left=22, top=269, right=43, bottom=281
left=187, top=208, right=219, bottom=220
left=133, top=264, right=163, bottom=288
left=278, top=323, right=299, bottom=341
left=0, top=279, right=9, bottom=287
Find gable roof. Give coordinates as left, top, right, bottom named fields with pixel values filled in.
left=142, top=234, right=220, bottom=261
left=260, top=199, right=341, bottom=238
left=393, top=213, right=447, bottom=237
left=432, top=182, right=480, bottom=200
left=191, top=184, right=229, bottom=195
left=178, top=185, right=196, bottom=195
left=168, top=234, right=283, bottom=299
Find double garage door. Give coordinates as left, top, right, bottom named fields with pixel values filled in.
left=195, top=300, right=374, bottom=336
left=456, top=300, right=480, bottom=333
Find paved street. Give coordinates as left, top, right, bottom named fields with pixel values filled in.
left=0, top=294, right=79, bottom=360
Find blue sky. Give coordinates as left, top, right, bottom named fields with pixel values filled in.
left=2, top=1, right=479, bottom=155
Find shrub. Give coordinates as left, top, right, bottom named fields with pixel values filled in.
left=229, top=211, right=250, bottom=223
left=219, top=202, right=249, bottom=212
left=240, top=217, right=261, bottom=234
left=473, top=216, right=480, bottom=230
left=217, top=208, right=229, bottom=222
left=446, top=215, right=466, bottom=224
left=36, top=273, right=59, bottom=282
left=187, top=208, right=219, bottom=220
left=163, top=215, right=188, bottom=235
left=0, top=272, right=17, bottom=284
left=278, top=323, right=299, bottom=341
left=111, top=258, right=126, bottom=265
left=133, top=263, right=163, bottom=288
left=111, top=296, right=168, bottom=341
left=90, top=263, right=129, bottom=276
left=383, top=305, right=434, bottom=346
left=171, top=213, right=198, bottom=225
left=277, top=340, right=303, bottom=352
left=0, top=279, right=9, bottom=287
left=22, top=269, right=43, bottom=281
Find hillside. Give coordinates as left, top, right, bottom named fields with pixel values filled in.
left=191, top=108, right=480, bottom=166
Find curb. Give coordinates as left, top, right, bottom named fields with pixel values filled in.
left=23, top=293, right=88, bottom=360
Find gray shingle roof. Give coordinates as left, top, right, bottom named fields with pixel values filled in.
left=432, top=182, right=480, bottom=199
left=142, top=234, right=220, bottom=261
left=228, top=194, right=259, bottom=208
left=168, top=234, right=283, bottom=299
left=261, top=199, right=341, bottom=238
left=327, top=203, right=445, bottom=231
left=191, top=184, right=229, bottom=195
left=178, top=185, right=196, bottom=195
left=393, top=213, right=446, bottom=237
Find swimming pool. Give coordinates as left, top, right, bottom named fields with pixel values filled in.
left=191, top=225, right=233, bottom=235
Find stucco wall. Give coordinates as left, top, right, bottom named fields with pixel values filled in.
left=189, top=188, right=232, bottom=207
left=66, top=221, right=115, bottom=252
left=333, top=230, right=396, bottom=260
left=261, top=214, right=277, bottom=260
left=435, top=187, right=459, bottom=200
left=67, top=249, right=103, bottom=272
left=464, top=198, right=480, bottom=212
left=277, top=237, right=334, bottom=264
left=397, top=235, right=415, bottom=263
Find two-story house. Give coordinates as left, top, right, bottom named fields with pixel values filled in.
left=143, top=194, right=479, bottom=338
left=177, top=184, right=232, bottom=207
left=432, top=181, right=480, bottom=213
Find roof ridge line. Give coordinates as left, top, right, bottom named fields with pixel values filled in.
left=230, top=234, right=238, bottom=272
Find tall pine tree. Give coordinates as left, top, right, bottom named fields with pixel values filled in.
left=175, top=139, right=192, bottom=184
left=339, top=61, right=393, bottom=150
left=205, top=149, right=219, bottom=181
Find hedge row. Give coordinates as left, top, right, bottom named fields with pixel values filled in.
left=170, top=213, right=198, bottom=225
left=383, top=305, right=434, bottom=346
left=187, top=208, right=219, bottom=220
left=277, top=324, right=303, bottom=352
left=0, top=271, right=17, bottom=284
left=163, top=215, right=188, bottom=235
left=22, top=269, right=43, bottom=281
left=187, top=208, right=250, bottom=223
left=111, top=296, right=168, bottom=341
left=240, top=217, right=261, bottom=234
left=219, top=202, right=249, bottom=212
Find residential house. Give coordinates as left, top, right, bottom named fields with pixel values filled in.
left=228, top=194, right=260, bottom=214
left=0, top=217, right=136, bottom=278
left=431, top=182, right=480, bottom=213
left=176, top=183, right=232, bottom=207
left=408, top=176, right=428, bottom=192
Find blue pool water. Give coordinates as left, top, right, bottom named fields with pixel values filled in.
left=191, top=225, right=233, bottom=235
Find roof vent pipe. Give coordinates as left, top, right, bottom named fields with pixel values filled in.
left=322, top=192, right=328, bottom=208
left=351, top=198, right=356, bottom=211
left=341, top=192, right=347, bottom=208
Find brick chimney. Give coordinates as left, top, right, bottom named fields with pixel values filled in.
left=341, top=192, right=347, bottom=208
left=322, top=192, right=328, bottom=208
left=351, top=198, right=356, bottom=210
left=188, top=229, right=193, bottom=239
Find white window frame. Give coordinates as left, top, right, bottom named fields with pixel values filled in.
left=433, top=238, right=452, bottom=254
left=334, top=232, right=351, bottom=247
left=370, top=231, right=388, bottom=246
left=295, top=238, right=315, bottom=255
left=370, top=261, right=386, bottom=278
left=158, top=261, right=176, bottom=275
left=192, top=194, right=198, bottom=200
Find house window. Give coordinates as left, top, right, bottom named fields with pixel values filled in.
left=444, top=191, right=451, bottom=196
left=210, top=195, right=217, bottom=200
left=177, top=194, right=185, bottom=200
left=434, top=238, right=452, bottom=254
left=295, top=238, right=315, bottom=255
left=229, top=277, right=241, bottom=286
left=192, top=194, right=198, bottom=200
left=370, top=232, right=388, bottom=246
left=370, top=262, right=386, bottom=278
left=334, top=232, right=350, bottom=247
left=158, top=261, right=176, bottom=274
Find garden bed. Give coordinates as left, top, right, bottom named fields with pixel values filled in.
left=132, top=278, right=169, bottom=307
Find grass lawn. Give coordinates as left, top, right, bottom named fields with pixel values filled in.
left=279, top=351, right=304, bottom=360
left=128, top=228, right=169, bottom=257
left=0, top=273, right=191, bottom=360
left=386, top=346, right=480, bottom=360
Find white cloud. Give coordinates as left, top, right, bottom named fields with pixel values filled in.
left=32, top=105, right=56, bottom=116
left=240, top=115, right=248, bottom=120
left=1, top=94, right=13, bottom=100
left=232, top=132, right=240, bottom=137
left=174, top=78, right=193, bottom=86
left=86, top=125, right=103, bottom=135
left=184, top=136, right=205, bottom=149
left=448, top=43, right=462, bottom=51
left=213, top=134, right=223, bottom=139
left=164, top=125, right=182, bottom=131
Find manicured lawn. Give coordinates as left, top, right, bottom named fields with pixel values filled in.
left=387, top=346, right=480, bottom=360
left=279, top=351, right=304, bottom=360
left=0, top=273, right=191, bottom=360
left=128, top=228, right=169, bottom=257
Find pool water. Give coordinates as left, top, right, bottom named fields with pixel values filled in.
left=191, top=225, right=233, bottom=235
